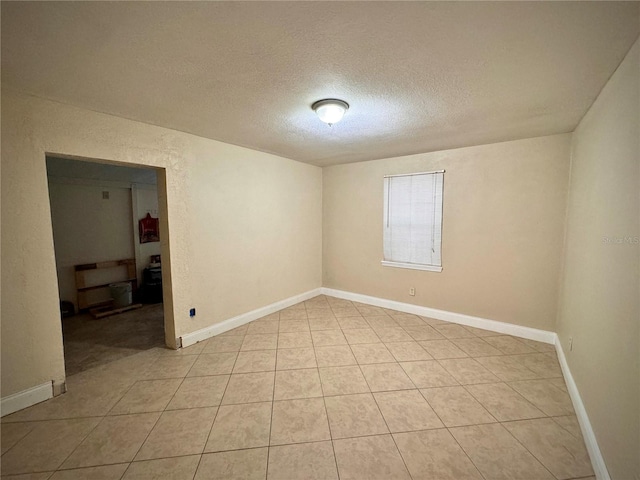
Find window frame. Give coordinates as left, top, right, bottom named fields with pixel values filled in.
left=381, top=170, right=445, bottom=273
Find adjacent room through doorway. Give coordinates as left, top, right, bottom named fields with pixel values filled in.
left=46, top=156, right=167, bottom=376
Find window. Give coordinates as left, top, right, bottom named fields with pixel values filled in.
left=382, top=170, right=444, bottom=272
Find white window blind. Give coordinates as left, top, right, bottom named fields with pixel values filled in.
left=382, top=171, right=444, bottom=272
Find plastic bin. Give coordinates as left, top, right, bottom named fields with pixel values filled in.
left=109, top=282, right=132, bottom=308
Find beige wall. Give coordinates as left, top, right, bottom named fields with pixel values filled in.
left=48, top=182, right=136, bottom=309
left=0, top=90, right=322, bottom=398
left=323, top=134, right=571, bottom=331
left=133, top=185, right=162, bottom=285
left=557, top=38, right=639, bottom=480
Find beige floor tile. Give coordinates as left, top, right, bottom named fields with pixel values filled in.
left=314, top=345, right=357, bottom=367
left=188, top=353, right=237, bottom=376
left=218, top=324, right=249, bottom=336
left=318, top=366, right=370, bottom=396
left=124, top=455, right=200, bottom=479
left=419, top=316, right=449, bottom=326
left=337, top=316, right=370, bottom=329
left=306, top=310, right=336, bottom=321
left=394, top=317, right=428, bottom=328
left=1, top=422, right=35, bottom=454
left=1, top=378, right=134, bottom=422
left=519, top=338, right=557, bottom=353
left=233, top=350, right=277, bottom=373
left=552, top=414, right=582, bottom=438
left=202, top=335, right=244, bottom=353
left=0, top=418, right=100, bottom=475
left=135, top=407, right=216, bottom=460
left=241, top=334, right=278, bottom=351
left=221, top=371, right=275, bottom=405
left=355, top=305, right=387, bottom=316
left=333, top=434, right=410, bottom=480
left=141, top=355, right=197, bottom=380
left=365, top=316, right=400, bottom=329
left=462, top=326, right=497, bottom=337
left=62, top=413, right=159, bottom=469
left=519, top=353, right=563, bottom=378
left=482, top=335, right=537, bottom=354
left=327, top=298, right=353, bottom=308
left=419, top=340, right=468, bottom=359
left=434, top=324, right=477, bottom=339
left=449, top=424, right=554, bottom=480
left=331, top=306, right=361, bottom=318
left=276, top=347, right=317, bottom=370
left=399, top=361, right=459, bottom=388
left=324, top=393, right=388, bottom=438
left=279, top=319, right=310, bottom=333
left=274, top=368, right=323, bottom=400
left=465, top=383, right=545, bottom=421
left=311, top=330, right=347, bottom=346
left=374, top=327, right=413, bottom=343
left=196, top=448, right=268, bottom=480
left=452, top=338, right=503, bottom=357
left=385, top=341, right=433, bottom=362
left=279, top=309, right=307, bottom=321
left=270, top=398, right=331, bottom=445
left=475, top=355, right=541, bottom=381
left=547, top=376, right=569, bottom=392
left=1, top=473, right=53, bottom=479
left=438, top=358, right=500, bottom=384
left=109, top=379, right=182, bottom=414
left=374, top=390, right=443, bottom=432
left=351, top=343, right=395, bottom=364
left=278, top=331, right=313, bottom=349
left=504, top=418, right=593, bottom=479
left=420, top=386, right=496, bottom=427
left=51, top=464, right=129, bottom=479
left=390, top=313, right=423, bottom=323
left=342, top=328, right=381, bottom=344
left=508, top=379, right=574, bottom=416
left=268, top=441, right=338, bottom=480
left=166, top=375, right=229, bottom=410
left=247, top=319, right=279, bottom=334
left=403, top=326, right=445, bottom=341
left=450, top=423, right=554, bottom=480
left=393, top=429, right=483, bottom=480
left=205, top=402, right=272, bottom=452
left=360, top=363, right=415, bottom=392
left=309, top=317, right=341, bottom=330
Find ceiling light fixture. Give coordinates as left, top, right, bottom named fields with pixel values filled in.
left=312, top=99, right=349, bottom=126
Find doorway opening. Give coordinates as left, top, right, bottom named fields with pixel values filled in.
left=45, top=155, right=174, bottom=376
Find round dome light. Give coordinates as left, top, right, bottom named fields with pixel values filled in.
left=312, top=99, right=349, bottom=126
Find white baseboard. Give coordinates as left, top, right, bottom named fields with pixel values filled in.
left=321, top=287, right=556, bottom=344
left=555, top=338, right=610, bottom=480
left=180, top=288, right=323, bottom=347
left=1, top=382, right=53, bottom=417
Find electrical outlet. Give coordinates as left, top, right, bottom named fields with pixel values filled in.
left=569, top=337, right=573, bottom=351
left=409, top=287, right=415, bottom=296
left=189, top=308, right=196, bottom=317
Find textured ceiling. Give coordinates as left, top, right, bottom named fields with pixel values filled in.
left=2, top=2, right=639, bottom=167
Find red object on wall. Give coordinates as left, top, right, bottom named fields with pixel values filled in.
left=139, top=213, right=159, bottom=243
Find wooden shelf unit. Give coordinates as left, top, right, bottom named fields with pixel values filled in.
left=75, top=258, right=138, bottom=311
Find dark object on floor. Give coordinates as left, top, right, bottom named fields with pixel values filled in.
left=143, top=266, right=163, bottom=303
left=60, top=300, right=75, bottom=318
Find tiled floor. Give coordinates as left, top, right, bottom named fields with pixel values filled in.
left=1, top=295, right=594, bottom=480
left=62, top=304, right=165, bottom=376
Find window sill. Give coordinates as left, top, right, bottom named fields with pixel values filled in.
left=381, top=261, right=442, bottom=272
